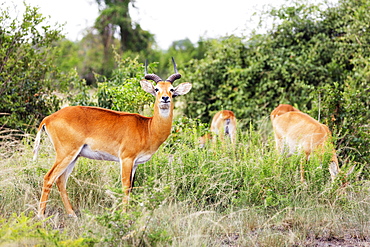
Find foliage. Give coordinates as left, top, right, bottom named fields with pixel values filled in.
left=0, top=3, right=89, bottom=134
left=95, top=0, right=154, bottom=52
left=53, top=39, right=83, bottom=73
left=170, top=116, right=209, bottom=147
left=184, top=0, right=370, bottom=165
left=92, top=181, right=172, bottom=246
left=53, top=23, right=205, bottom=85
left=96, top=55, right=153, bottom=113
left=0, top=3, right=64, bottom=132
left=55, top=29, right=114, bottom=85
left=184, top=36, right=250, bottom=121
left=0, top=212, right=96, bottom=246
left=94, top=0, right=155, bottom=76
left=155, top=39, right=206, bottom=78
left=315, top=0, right=370, bottom=169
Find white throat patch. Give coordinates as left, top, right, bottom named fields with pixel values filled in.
left=159, top=106, right=171, bottom=118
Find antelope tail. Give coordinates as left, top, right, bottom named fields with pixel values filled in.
left=33, top=125, right=44, bottom=161
left=225, top=119, right=230, bottom=136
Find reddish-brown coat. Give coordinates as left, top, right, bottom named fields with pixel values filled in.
left=199, top=110, right=237, bottom=147
left=270, top=104, right=339, bottom=182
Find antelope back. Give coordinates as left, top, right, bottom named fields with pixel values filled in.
left=210, top=110, right=236, bottom=134
left=270, top=104, right=300, bottom=121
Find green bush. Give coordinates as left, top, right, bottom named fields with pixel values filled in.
left=96, top=56, right=154, bottom=114
left=0, top=3, right=64, bottom=132
left=0, top=212, right=96, bottom=246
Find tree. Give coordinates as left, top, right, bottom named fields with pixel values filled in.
left=95, top=0, right=155, bottom=76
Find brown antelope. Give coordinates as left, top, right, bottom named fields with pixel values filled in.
left=33, top=58, right=192, bottom=217
left=270, top=104, right=339, bottom=182
left=199, top=110, right=237, bottom=147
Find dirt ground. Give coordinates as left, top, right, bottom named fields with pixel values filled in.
left=306, top=236, right=370, bottom=247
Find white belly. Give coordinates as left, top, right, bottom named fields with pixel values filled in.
left=135, top=154, right=153, bottom=164
left=79, top=145, right=154, bottom=165
left=79, top=145, right=119, bottom=162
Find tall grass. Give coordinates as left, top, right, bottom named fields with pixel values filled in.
left=0, top=122, right=369, bottom=246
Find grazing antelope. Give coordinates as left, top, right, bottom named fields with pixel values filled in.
left=199, top=110, right=237, bottom=147
left=270, top=104, right=339, bottom=182
left=33, top=58, right=192, bottom=217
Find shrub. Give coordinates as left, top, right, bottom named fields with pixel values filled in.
left=0, top=3, right=64, bottom=132
left=96, top=56, right=153, bottom=114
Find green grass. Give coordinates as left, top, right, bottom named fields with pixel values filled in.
left=0, top=123, right=368, bottom=246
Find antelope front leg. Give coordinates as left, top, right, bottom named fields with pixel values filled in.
left=120, top=157, right=134, bottom=212
left=300, top=162, right=305, bottom=183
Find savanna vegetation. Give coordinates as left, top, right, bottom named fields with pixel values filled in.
left=1, top=0, right=370, bottom=246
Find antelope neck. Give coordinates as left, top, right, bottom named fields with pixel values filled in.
left=148, top=102, right=174, bottom=144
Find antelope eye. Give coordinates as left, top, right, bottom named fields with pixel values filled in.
left=154, top=88, right=159, bottom=92
left=169, top=88, right=175, bottom=92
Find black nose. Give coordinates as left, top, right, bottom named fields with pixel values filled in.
left=162, top=96, right=170, bottom=102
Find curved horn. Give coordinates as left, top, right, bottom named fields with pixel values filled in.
left=145, top=74, right=163, bottom=83
left=172, top=57, right=178, bottom=73
left=144, top=59, right=148, bottom=75
left=166, top=73, right=181, bottom=83
left=144, top=59, right=163, bottom=83
left=166, top=57, right=182, bottom=83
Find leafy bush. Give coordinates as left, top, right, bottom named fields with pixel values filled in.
left=0, top=3, right=64, bottom=132
left=0, top=3, right=88, bottom=134
left=96, top=56, right=154, bottom=114
left=0, top=212, right=96, bottom=246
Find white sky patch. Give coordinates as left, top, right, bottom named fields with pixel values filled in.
left=10, top=0, right=337, bottom=49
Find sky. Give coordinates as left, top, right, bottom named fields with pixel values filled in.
left=10, top=0, right=336, bottom=50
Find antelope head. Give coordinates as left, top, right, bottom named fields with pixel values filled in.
left=141, top=58, right=192, bottom=117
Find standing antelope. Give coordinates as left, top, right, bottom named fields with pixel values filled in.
left=199, top=110, right=237, bottom=147
left=270, top=104, right=339, bottom=182
left=33, top=58, right=192, bottom=217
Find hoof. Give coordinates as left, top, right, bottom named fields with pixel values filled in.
left=36, top=214, right=45, bottom=219
left=68, top=213, right=78, bottom=218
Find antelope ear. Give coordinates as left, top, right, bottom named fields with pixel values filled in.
left=140, top=80, right=156, bottom=96
left=173, top=82, right=192, bottom=97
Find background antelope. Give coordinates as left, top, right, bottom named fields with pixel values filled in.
left=199, top=110, right=237, bottom=147
left=270, top=104, right=339, bottom=182
left=33, top=58, right=192, bottom=217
